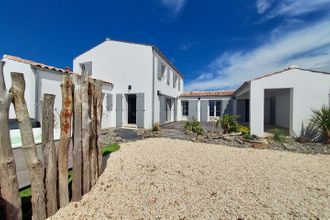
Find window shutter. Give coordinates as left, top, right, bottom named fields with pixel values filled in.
left=106, top=94, right=113, bottom=111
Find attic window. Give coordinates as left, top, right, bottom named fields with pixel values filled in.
left=80, top=61, right=92, bottom=75
left=158, top=61, right=166, bottom=80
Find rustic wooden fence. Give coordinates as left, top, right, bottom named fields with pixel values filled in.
left=0, top=61, right=104, bottom=219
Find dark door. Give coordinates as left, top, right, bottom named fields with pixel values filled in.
left=245, top=99, right=250, bottom=122
left=127, top=94, right=136, bottom=124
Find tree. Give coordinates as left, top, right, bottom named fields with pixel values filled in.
left=0, top=62, right=22, bottom=219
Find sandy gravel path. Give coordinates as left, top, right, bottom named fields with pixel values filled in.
left=51, top=138, right=330, bottom=219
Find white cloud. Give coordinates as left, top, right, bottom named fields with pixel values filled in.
left=260, top=0, right=330, bottom=17
left=161, top=0, right=186, bottom=15
left=185, top=18, right=330, bottom=91
left=256, top=0, right=273, bottom=14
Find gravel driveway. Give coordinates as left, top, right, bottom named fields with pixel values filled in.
left=51, top=138, right=330, bottom=219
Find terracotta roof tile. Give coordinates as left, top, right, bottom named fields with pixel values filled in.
left=181, top=90, right=234, bottom=97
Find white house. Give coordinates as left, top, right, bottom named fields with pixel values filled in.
left=73, top=39, right=184, bottom=129
left=2, top=39, right=330, bottom=140
left=233, top=67, right=330, bottom=137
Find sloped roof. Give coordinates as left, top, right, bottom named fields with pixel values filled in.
left=3, top=54, right=112, bottom=85
left=181, top=90, right=234, bottom=97
left=76, top=39, right=184, bottom=78
left=234, top=66, right=330, bottom=95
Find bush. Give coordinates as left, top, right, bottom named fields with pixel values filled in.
left=183, top=119, right=204, bottom=135
left=295, top=122, right=319, bottom=143
left=238, top=125, right=250, bottom=136
left=152, top=122, right=161, bottom=132
left=269, top=128, right=286, bottom=142
left=310, top=105, right=330, bottom=144
left=216, top=114, right=240, bottom=134
left=101, top=143, right=120, bottom=156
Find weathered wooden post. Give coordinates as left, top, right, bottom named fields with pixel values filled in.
left=89, top=82, right=98, bottom=187
left=58, top=75, right=73, bottom=207
left=95, top=82, right=104, bottom=176
left=81, top=71, right=91, bottom=193
left=41, top=94, right=58, bottom=216
left=72, top=74, right=82, bottom=201
left=0, top=62, right=22, bottom=219
left=10, top=72, right=46, bottom=220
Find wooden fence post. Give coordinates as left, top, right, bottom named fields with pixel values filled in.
left=10, top=72, right=46, bottom=220
left=95, top=82, right=104, bottom=176
left=81, top=71, right=91, bottom=193
left=89, top=82, right=98, bottom=187
left=0, top=62, right=22, bottom=219
left=72, top=74, right=82, bottom=201
left=41, top=94, right=58, bottom=216
left=58, top=75, right=73, bottom=207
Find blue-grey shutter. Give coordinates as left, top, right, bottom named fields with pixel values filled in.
left=116, top=94, right=123, bottom=127
left=106, top=94, right=113, bottom=111
left=174, top=99, right=177, bottom=121
left=188, top=100, right=198, bottom=120
left=136, top=93, right=145, bottom=128
left=200, top=100, right=208, bottom=122
left=159, top=96, right=166, bottom=125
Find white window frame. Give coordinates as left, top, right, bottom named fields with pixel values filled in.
left=209, top=100, right=221, bottom=118
left=182, top=101, right=189, bottom=116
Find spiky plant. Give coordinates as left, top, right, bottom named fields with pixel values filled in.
left=310, top=105, right=330, bottom=144
left=216, top=114, right=240, bottom=134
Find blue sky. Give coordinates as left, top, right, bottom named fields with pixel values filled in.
left=0, top=0, right=330, bottom=91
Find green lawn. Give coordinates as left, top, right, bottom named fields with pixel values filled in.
left=101, top=143, right=120, bottom=156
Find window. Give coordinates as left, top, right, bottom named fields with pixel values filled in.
left=166, top=69, right=170, bottom=85
left=158, top=62, right=166, bottom=80
left=209, top=100, right=221, bottom=117
left=173, top=74, right=178, bottom=88
left=80, top=61, right=92, bottom=75
left=182, top=101, right=189, bottom=116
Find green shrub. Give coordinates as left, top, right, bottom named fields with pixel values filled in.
left=216, top=114, right=240, bottom=134
left=183, top=119, right=204, bottom=135
left=238, top=125, right=250, bottom=135
left=269, top=128, right=286, bottom=142
left=152, top=122, right=161, bottom=132
left=310, top=105, right=330, bottom=144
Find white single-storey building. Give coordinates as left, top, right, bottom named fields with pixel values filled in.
left=2, top=39, right=330, bottom=139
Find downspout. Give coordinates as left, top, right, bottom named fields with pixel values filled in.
left=34, top=67, right=40, bottom=121
left=151, top=48, right=155, bottom=126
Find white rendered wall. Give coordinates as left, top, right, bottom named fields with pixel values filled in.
left=2, top=59, right=36, bottom=119
left=73, top=40, right=154, bottom=128
left=153, top=52, right=183, bottom=125
left=250, top=68, right=330, bottom=136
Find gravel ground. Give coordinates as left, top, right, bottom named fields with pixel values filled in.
left=51, top=138, right=330, bottom=219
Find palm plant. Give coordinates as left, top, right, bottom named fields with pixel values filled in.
left=216, top=114, right=240, bottom=134
left=310, top=105, right=330, bottom=144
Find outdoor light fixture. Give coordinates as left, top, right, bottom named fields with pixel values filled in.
left=128, top=85, right=132, bottom=90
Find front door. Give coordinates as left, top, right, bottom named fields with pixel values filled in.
left=166, top=98, right=172, bottom=122
left=127, top=94, right=136, bottom=124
